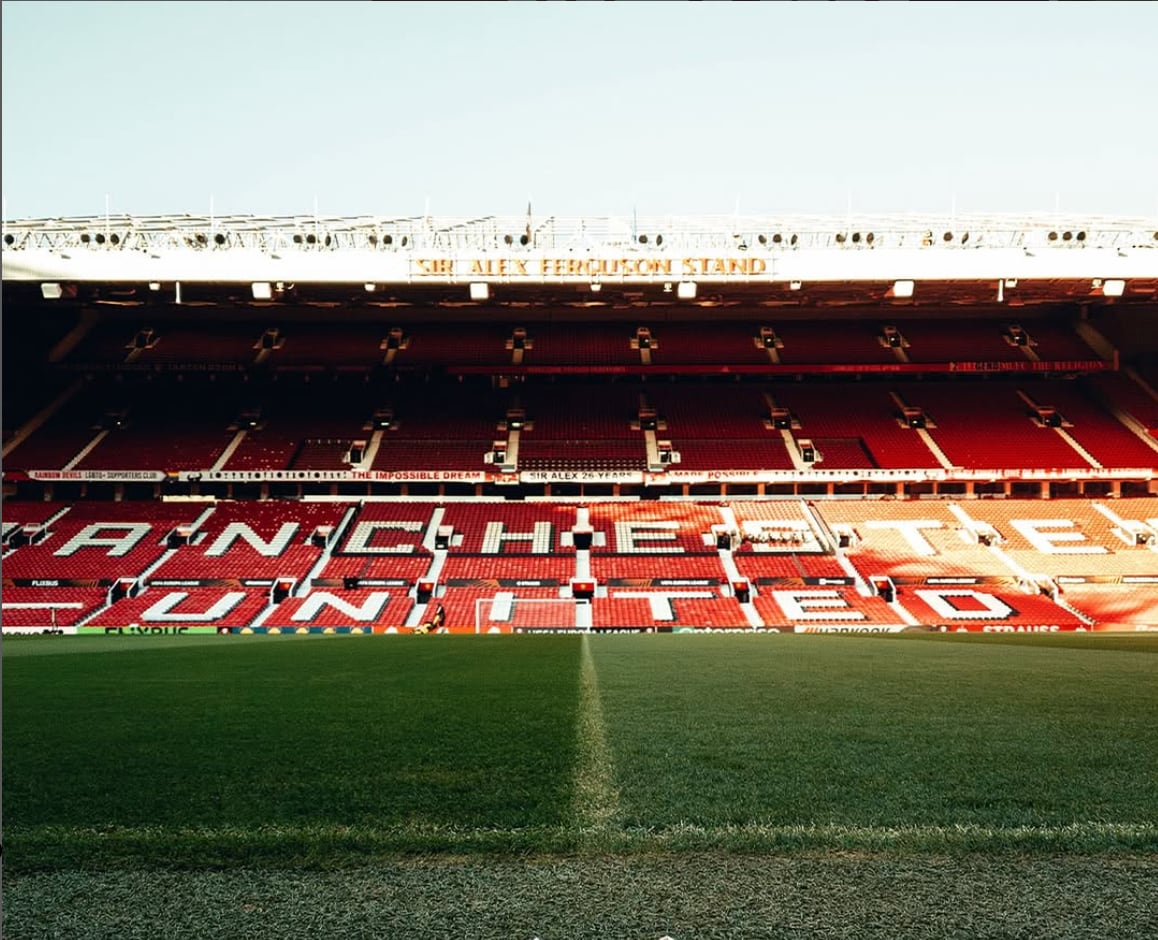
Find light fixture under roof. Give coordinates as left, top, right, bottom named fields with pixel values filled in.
left=469, top=282, right=490, bottom=301
left=251, top=282, right=272, bottom=300
left=1102, top=279, right=1125, bottom=297
left=892, top=279, right=915, bottom=299
left=676, top=281, right=697, bottom=300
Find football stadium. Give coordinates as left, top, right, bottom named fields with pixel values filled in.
left=4, top=210, right=1158, bottom=936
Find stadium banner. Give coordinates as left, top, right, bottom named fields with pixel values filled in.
left=3, top=626, right=78, bottom=636
left=795, top=625, right=911, bottom=633
left=455, top=360, right=1112, bottom=377
left=57, top=361, right=245, bottom=373
left=520, top=470, right=644, bottom=484
left=646, top=467, right=1151, bottom=485
left=26, top=470, right=166, bottom=482
left=174, top=470, right=490, bottom=483
left=1056, top=575, right=1158, bottom=584
left=934, top=624, right=1087, bottom=633
left=148, top=578, right=262, bottom=589
left=310, top=578, right=412, bottom=589
left=23, top=465, right=1141, bottom=488
left=77, top=626, right=220, bottom=635
left=8, top=578, right=107, bottom=588
left=146, top=578, right=276, bottom=588
left=916, top=576, right=1017, bottom=586
left=608, top=578, right=719, bottom=588
left=445, top=577, right=563, bottom=588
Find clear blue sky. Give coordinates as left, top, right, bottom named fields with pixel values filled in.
left=3, top=1, right=1156, bottom=221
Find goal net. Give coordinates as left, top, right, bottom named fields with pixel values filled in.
left=1, top=602, right=85, bottom=629
left=473, top=593, right=588, bottom=634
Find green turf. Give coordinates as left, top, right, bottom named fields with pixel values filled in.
left=4, top=633, right=1157, bottom=873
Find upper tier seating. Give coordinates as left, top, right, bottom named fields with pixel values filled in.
left=911, top=382, right=1095, bottom=470
left=644, top=384, right=796, bottom=471
left=1026, top=379, right=1158, bottom=469
left=370, top=381, right=506, bottom=472
left=774, top=384, right=944, bottom=469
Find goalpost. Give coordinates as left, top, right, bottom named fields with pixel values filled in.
left=1, top=602, right=84, bottom=629
left=473, top=594, right=589, bottom=634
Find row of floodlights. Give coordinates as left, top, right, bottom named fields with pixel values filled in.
left=639, top=230, right=1112, bottom=248
left=457, top=278, right=1137, bottom=305
left=7, top=230, right=1158, bottom=251
left=36, top=276, right=1127, bottom=302
left=0, top=231, right=413, bottom=249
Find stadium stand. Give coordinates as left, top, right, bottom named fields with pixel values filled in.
left=5, top=210, right=1158, bottom=633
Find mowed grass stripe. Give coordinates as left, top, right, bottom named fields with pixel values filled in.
left=11, top=821, right=1156, bottom=870
left=3, top=636, right=585, bottom=869
left=4, top=633, right=1157, bottom=872
left=570, top=633, right=621, bottom=836
left=587, top=635, right=1158, bottom=831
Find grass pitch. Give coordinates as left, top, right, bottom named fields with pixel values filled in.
left=4, top=632, right=1156, bottom=938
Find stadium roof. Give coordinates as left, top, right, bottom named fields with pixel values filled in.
left=4, top=212, right=1157, bottom=310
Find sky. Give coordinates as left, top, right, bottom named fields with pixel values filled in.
left=3, top=0, right=1157, bottom=223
